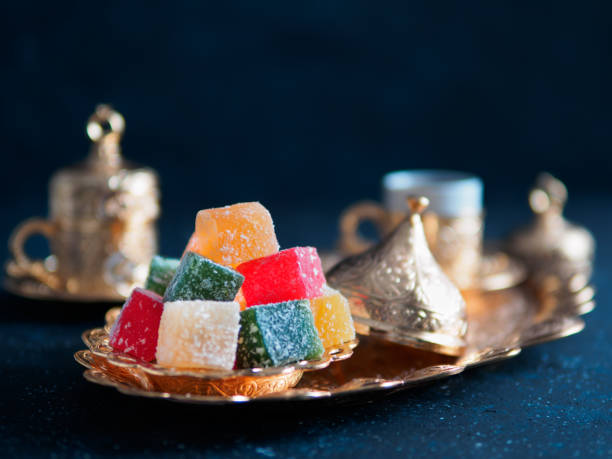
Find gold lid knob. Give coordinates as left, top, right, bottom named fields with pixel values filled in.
left=407, top=196, right=430, bottom=214
left=86, top=104, right=125, bottom=169
left=529, top=172, right=567, bottom=215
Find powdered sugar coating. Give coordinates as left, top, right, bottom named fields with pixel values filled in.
left=236, top=247, right=325, bottom=307
left=309, top=286, right=356, bottom=348
left=236, top=300, right=324, bottom=368
left=163, top=251, right=244, bottom=302
left=187, top=202, right=279, bottom=268
left=144, top=255, right=180, bottom=296
left=156, top=300, right=240, bottom=369
left=109, top=288, right=164, bottom=362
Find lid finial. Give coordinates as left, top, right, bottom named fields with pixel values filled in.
left=407, top=196, right=429, bottom=215
left=86, top=104, right=125, bottom=169
left=529, top=172, right=567, bottom=215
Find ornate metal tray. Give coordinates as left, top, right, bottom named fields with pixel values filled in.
left=74, top=278, right=594, bottom=405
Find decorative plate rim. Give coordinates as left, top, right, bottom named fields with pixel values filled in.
left=81, top=325, right=359, bottom=379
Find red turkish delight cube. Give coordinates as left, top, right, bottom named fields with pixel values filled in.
left=108, top=288, right=164, bottom=362
left=236, top=247, right=325, bottom=307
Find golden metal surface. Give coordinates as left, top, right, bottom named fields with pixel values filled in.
left=74, top=276, right=593, bottom=404
left=506, top=173, right=595, bottom=289
left=5, top=105, right=159, bottom=301
left=75, top=307, right=358, bottom=398
left=320, top=246, right=526, bottom=292
left=75, top=350, right=305, bottom=397
left=327, top=197, right=468, bottom=356
left=338, top=202, right=483, bottom=289
left=475, top=248, right=526, bottom=291
left=2, top=275, right=124, bottom=303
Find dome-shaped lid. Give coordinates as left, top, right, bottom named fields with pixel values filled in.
left=54, top=104, right=150, bottom=178
left=327, top=197, right=467, bottom=356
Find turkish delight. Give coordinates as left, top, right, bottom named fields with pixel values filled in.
left=109, top=288, right=164, bottom=362
left=163, top=251, right=243, bottom=302
left=236, top=247, right=325, bottom=307
left=186, top=202, right=279, bottom=267
left=156, top=300, right=240, bottom=370
left=309, top=287, right=356, bottom=348
left=144, top=255, right=180, bottom=296
left=236, top=300, right=324, bottom=368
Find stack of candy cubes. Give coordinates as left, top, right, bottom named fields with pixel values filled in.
left=108, top=202, right=356, bottom=371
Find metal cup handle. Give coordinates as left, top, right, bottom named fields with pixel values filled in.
left=338, top=201, right=392, bottom=255
left=8, top=218, right=61, bottom=290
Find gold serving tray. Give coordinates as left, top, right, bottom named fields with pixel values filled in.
left=74, top=278, right=594, bottom=405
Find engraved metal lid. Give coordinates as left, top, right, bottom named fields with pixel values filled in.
left=506, top=173, right=595, bottom=284
left=50, top=105, right=159, bottom=221
left=326, top=197, right=468, bottom=356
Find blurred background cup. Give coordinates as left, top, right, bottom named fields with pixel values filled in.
left=339, top=170, right=484, bottom=289
left=6, top=105, right=160, bottom=300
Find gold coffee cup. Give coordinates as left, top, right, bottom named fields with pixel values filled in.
left=338, top=170, right=484, bottom=290
left=7, top=105, right=160, bottom=300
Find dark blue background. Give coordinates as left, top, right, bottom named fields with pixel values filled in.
left=1, top=2, right=611, bottom=457
left=3, top=1, right=612, bottom=255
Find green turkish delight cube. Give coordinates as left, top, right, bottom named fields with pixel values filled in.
left=144, top=255, right=180, bottom=296
left=163, top=251, right=244, bottom=302
left=237, top=300, right=324, bottom=368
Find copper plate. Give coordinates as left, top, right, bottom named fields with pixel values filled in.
left=75, top=279, right=593, bottom=404
left=75, top=307, right=358, bottom=400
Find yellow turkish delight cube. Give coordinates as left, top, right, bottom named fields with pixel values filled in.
left=309, top=287, right=355, bottom=349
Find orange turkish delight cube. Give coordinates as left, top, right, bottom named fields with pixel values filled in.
left=185, top=202, right=279, bottom=268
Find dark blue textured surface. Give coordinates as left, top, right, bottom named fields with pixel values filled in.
left=0, top=194, right=610, bottom=458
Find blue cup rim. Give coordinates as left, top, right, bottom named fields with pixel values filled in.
left=383, top=170, right=482, bottom=190
left=382, top=169, right=483, bottom=216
